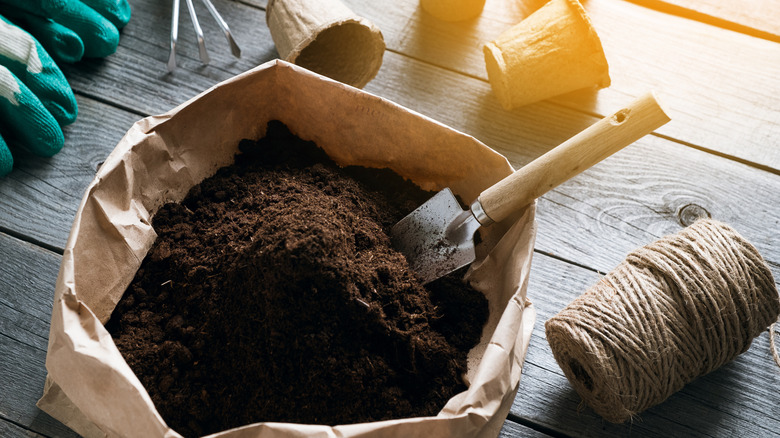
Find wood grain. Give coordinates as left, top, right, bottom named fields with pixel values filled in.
left=497, top=419, right=554, bottom=438
left=361, top=53, right=780, bottom=280
left=91, top=0, right=780, bottom=172
left=531, top=132, right=780, bottom=279
left=208, top=0, right=780, bottom=172
left=479, top=93, right=670, bottom=223
left=0, top=420, right=46, bottom=438
left=64, top=0, right=274, bottom=116
left=0, top=96, right=140, bottom=252
left=626, top=0, right=780, bottom=43
left=513, top=251, right=780, bottom=437
left=0, top=233, right=79, bottom=438
left=4, top=0, right=778, bottom=279
left=34, top=45, right=780, bottom=283
left=335, top=0, right=780, bottom=171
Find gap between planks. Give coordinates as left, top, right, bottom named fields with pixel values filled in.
left=623, top=0, right=780, bottom=43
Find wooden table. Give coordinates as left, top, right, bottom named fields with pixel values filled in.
left=1, top=0, right=778, bottom=436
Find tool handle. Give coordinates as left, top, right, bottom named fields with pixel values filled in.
left=478, top=92, right=670, bottom=223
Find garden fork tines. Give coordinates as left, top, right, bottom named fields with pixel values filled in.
left=168, top=0, right=242, bottom=72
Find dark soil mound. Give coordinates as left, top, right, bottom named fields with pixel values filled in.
left=106, top=121, right=489, bottom=437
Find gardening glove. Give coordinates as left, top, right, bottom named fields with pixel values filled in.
left=0, top=0, right=131, bottom=63
left=0, top=14, right=76, bottom=176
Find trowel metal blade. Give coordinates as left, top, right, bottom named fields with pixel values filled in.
left=390, top=188, right=480, bottom=284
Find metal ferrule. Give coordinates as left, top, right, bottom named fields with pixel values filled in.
left=470, top=199, right=495, bottom=226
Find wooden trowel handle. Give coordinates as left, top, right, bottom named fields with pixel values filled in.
left=477, top=92, right=670, bottom=223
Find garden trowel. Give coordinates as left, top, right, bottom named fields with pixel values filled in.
left=391, top=92, right=670, bottom=284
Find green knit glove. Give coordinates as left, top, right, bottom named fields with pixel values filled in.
left=0, top=14, right=76, bottom=176
left=0, top=0, right=131, bottom=62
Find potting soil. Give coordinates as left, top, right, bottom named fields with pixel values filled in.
left=106, top=121, right=489, bottom=437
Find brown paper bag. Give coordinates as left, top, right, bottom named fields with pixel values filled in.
left=37, top=60, right=537, bottom=438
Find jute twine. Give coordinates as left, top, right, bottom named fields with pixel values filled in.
left=545, top=219, right=780, bottom=423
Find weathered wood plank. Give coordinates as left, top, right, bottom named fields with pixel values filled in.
left=0, top=233, right=79, bottom=438
left=0, top=95, right=140, bottom=252
left=531, top=133, right=780, bottom=279
left=0, top=419, right=46, bottom=438
left=176, top=0, right=780, bottom=280
left=335, top=0, right=780, bottom=171
left=513, top=251, right=780, bottom=437
left=61, top=0, right=276, bottom=116
left=360, top=53, right=780, bottom=280
left=626, top=0, right=780, bottom=43
left=7, top=0, right=780, bottom=282
left=498, top=418, right=554, bottom=438
left=127, top=0, right=780, bottom=173
left=232, top=0, right=264, bottom=8
left=0, top=245, right=56, bottom=353
left=0, top=334, right=75, bottom=438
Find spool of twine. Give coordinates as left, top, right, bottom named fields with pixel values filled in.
left=545, top=219, right=780, bottom=423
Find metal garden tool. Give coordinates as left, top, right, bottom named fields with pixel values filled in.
left=168, top=0, right=242, bottom=72
left=391, top=92, right=670, bottom=284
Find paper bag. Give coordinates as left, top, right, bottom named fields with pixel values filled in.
left=37, top=60, right=537, bottom=438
